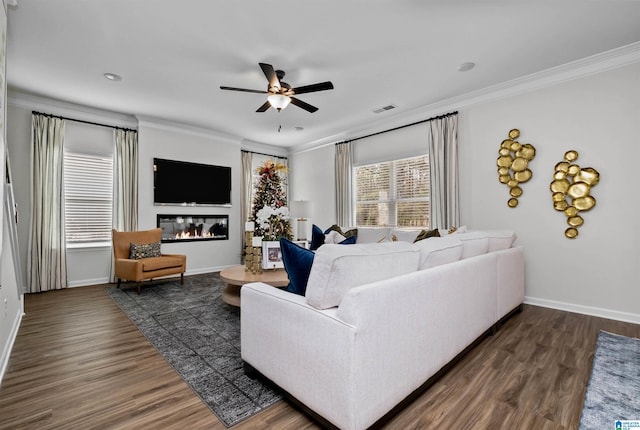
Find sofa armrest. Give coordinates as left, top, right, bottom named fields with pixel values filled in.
left=240, top=282, right=357, bottom=428
left=114, top=258, right=142, bottom=280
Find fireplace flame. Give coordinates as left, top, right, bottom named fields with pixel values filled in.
left=174, top=230, right=214, bottom=240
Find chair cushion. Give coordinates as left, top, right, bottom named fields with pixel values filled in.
left=305, top=242, right=420, bottom=309
left=141, top=256, right=184, bottom=272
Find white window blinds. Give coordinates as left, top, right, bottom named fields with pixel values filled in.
left=64, top=152, right=113, bottom=244
left=355, top=155, right=430, bottom=228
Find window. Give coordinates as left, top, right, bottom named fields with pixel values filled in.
left=63, top=152, right=113, bottom=245
left=354, top=155, right=430, bottom=228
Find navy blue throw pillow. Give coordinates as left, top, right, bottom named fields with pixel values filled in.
left=280, top=238, right=315, bottom=296
left=338, top=235, right=356, bottom=245
left=310, top=224, right=325, bottom=251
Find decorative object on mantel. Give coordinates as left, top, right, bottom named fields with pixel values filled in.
left=496, top=128, right=536, bottom=208
left=550, top=150, right=600, bottom=239
left=250, top=159, right=293, bottom=240
left=244, top=222, right=263, bottom=273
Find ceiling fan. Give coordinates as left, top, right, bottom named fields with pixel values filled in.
left=220, top=63, right=334, bottom=113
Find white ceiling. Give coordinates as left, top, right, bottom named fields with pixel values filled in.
left=6, top=1, right=640, bottom=150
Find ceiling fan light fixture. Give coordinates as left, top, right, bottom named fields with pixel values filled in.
left=267, top=94, right=291, bottom=112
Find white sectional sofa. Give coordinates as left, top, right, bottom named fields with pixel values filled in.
left=241, top=229, right=524, bottom=430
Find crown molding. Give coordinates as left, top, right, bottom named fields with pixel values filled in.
left=7, top=89, right=138, bottom=129
left=135, top=115, right=240, bottom=145
left=240, top=139, right=289, bottom=158
left=291, top=41, right=640, bottom=154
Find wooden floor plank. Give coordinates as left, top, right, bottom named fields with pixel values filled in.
left=1, top=282, right=639, bottom=429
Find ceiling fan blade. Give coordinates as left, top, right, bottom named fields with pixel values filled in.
left=259, top=63, right=281, bottom=91
left=256, top=101, right=271, bottom=112
left=290, top=97, right=318, bottom=113
left=292, top=81, right=334, bottom=95
left=220, top=86, right=268, bottom=94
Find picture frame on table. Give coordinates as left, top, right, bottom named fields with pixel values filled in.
left=262, top=240, right=309, bottom=270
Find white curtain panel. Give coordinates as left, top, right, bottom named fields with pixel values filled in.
left=335, top=142, right=354, bottom=227
left=113, top=129, right=138, bottom=232
left=28, top=113, right=67, bottom=293
left=241, top=150, right=253, bottom=253
left=428, top=114, right=459, bottom=230
left=110, top=129, right=138, bottom=282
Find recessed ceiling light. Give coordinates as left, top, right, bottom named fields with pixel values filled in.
left=457, top=62, right=475, bottom=72
left=103, top=72, right=122, bottom=81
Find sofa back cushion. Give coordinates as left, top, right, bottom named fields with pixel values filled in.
left=355, top=227, right=391, bottom=244
left=457, top=231, right=490, bottom=259
left=414, top=236, right=463, bottom=269
left=484, top=230, right=517, bottom=252
left=305, top=242, right=420, bottom=309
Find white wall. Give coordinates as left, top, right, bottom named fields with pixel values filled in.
left=6, top=100, right=245, bottom=288
left=291, top=62, right=640, bottom=323
left=137, top=120, right=242, bottom=273
left=459, top=62, right=640, bottom=322
left=289, top=144, right=336, bottom=238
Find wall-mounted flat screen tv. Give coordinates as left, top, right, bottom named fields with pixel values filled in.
left=153, top=158, right=232, bottom=206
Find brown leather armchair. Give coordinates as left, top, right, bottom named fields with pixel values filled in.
left=112, top=228, right=186, bottom=294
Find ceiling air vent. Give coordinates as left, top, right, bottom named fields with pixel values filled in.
left=373, top=104, right=397, bottom=114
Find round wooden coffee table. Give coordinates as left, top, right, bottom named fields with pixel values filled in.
left=219, top=265, right=289, bottom=307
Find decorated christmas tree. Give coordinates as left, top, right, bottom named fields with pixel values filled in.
left=251, top=159, right=293, bottom=240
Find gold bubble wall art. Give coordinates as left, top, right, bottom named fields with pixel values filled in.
left=496, top=129, right=536, bottom=208
left=550, top=150, right=600, bottom=239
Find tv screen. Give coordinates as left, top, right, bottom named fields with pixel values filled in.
left=153, top=158, right=232, bottom=206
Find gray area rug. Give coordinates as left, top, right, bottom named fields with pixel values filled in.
left=106, top=273, right=282, bottom=427
left=579, top=330, right=640, bottom=430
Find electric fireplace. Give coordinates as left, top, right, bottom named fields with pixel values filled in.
left=157, top=214, right=229, bottom=243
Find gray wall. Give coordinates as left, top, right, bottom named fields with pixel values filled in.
left=5, top=101, right=244, bottom=288
left=290, top=61, right=640, bottom=324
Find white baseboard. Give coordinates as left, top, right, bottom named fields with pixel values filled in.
left=0, top=299, right=24, bottom=387
left=68, top=265, right=236, bottom=288
left=68, top=277, right=109, bottom=288
left=524, top=296, right=640, bottom=325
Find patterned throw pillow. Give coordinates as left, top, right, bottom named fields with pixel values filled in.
left=414, top=228, right=441, bottom=242
left=129, top=242, right=161, bottom=259
left=324, top=224, right=358, bottom=240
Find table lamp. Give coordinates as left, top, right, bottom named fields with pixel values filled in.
left=291, top=200, right=310, bottom=241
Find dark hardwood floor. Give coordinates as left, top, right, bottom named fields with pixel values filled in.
left=1, top=281, right=639, bottom=430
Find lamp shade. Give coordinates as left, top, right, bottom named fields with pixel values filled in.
left=267, top=94, right=291, bottom=111
left=291, top=200, right=311, bottom=219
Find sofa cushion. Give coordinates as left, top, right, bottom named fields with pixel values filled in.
left=130, top=242, right=161, bottom=259
left=457, top=231, right=490, bottom=259
left=325, top=229, right=347, bottom=244
left=414, top=236, right=463, bottom=269
left=484, top=230, right=517, bottom=252
left=280, top=239, right=315, bottom=296
left=389, top=229, right=422, bottom=243
left=305, top=242, right=420, bottom=309
left=355, top=227, right=391, bottom=244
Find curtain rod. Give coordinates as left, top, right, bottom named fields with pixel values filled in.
left=336, top=110, right=458, bottom=145
left=241, top=149, right=288, bottom=160
left=32, top=110, right=137, bottom=133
